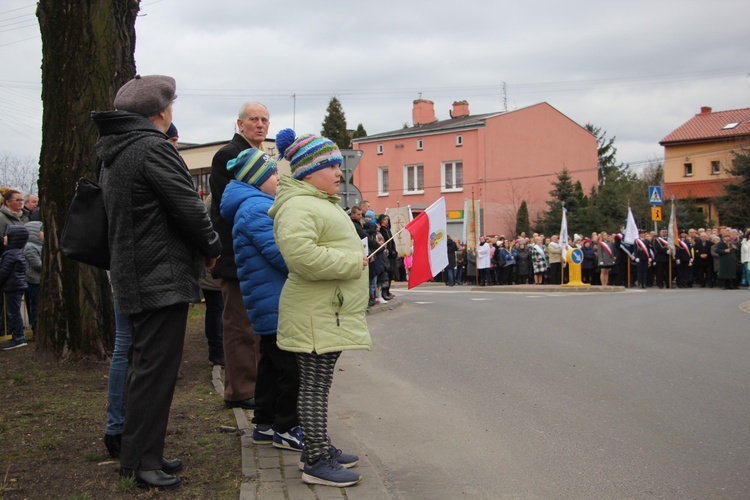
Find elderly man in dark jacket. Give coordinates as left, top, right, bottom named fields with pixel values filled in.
left=208, top=101, right=269, bottom=411
left=92, top=75, right=221, bottom=490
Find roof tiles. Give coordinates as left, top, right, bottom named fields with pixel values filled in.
left=660, top=107, right=750, bottom=145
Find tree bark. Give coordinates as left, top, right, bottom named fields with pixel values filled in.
left=36, top=0, right=140, bottom=360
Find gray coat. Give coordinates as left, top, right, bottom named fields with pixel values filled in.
left=92, top=111, right=221, bottom=315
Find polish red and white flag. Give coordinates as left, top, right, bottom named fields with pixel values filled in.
left=404, top=197, right=448, bottom=289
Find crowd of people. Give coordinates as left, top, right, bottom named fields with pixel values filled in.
left=342, top=211, right=750, bottom=292
left=432, top=227, right=750, bottom=290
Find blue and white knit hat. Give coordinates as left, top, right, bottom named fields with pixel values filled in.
left=275, top=128, right=342, bottom=180
left=226, top=148, right=278, bottom=187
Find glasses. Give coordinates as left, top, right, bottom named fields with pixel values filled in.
left=10, top=198, right=22, bottom=203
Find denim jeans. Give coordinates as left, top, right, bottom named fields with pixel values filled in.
left=744, top=262, right=750, bottom=288
left=445, top=267, right=455, bottom=286
left=1, top=291, right=25, bottom=340
left=369, top=276, right=377, bottom=297
left=105, top=296, right=132, bottom=436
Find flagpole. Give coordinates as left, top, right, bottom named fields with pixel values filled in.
left=472, top=187, right=478, bottom=287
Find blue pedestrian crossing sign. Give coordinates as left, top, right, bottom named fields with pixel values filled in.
left=649, top=186, right=663, bottom=205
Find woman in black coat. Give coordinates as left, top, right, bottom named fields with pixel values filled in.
left=378, top=214, right=398, bottom=298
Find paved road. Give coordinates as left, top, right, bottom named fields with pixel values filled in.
left=331, top=287, right=750, bottom=499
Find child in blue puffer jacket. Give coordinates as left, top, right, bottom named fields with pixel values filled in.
left=219, top=148, right=301, bottom=452
left=0, top=225, right=29, bottom=350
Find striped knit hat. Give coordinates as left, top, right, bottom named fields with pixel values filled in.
left=275, top=128, right=342, bottom=180
left=226, top=148, right=278, bottom=187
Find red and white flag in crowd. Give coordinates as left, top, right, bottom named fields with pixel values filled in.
left=404, top=197, right=448, bottom=289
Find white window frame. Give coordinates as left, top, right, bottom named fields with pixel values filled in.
left=378, top=166, right=389, bottom=196
left=684, top=162, right=693, bottom=177
left=456, top=134, right=463, bottom=147
left=710, top=160, right=720, bottom=175
left=441, top=161, right=464, bottom=192
left=377, top=144, right=383, bottom=155
left=403, top=164, right=424, bottom=195
left=417, top=139, right=423, bottom=151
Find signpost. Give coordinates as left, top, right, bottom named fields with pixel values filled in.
left=651, top=206, right=662, bottom=221
left=649, top=185, right=663, bottom=231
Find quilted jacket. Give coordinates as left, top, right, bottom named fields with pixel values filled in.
left=0, top=225, right=29, bottom=292
left=220, top=180, right=287, bottom=336
left=268, top=176, right=371, bottom=354
left=92, top=111, right=221, bottom=315
left=23, top=221, right=42, bottom=285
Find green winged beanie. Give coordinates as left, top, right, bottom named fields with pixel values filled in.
left=276, top=128, right=342, bottom=180
left=227, top=148, right=278, bottom=187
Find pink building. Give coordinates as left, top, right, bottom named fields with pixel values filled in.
left=352, top=99, right=598, bottom=238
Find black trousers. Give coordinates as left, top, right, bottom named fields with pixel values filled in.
left=655, top=261, right=670, bottom=288
left=252, top=334, right=299, bottom=433
left=637, top=261, right=649, bottom=287
left=120, top=302, right=188, bottom=471
left=549, top=263, right=562, bottom=284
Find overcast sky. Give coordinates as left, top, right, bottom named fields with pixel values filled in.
left=1, top=0, right=748, bottom=170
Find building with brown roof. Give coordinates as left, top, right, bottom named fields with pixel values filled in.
left=659, top=106, right=750, bottom=225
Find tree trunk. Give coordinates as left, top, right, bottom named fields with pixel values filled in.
left=36, top=0, right=140, bottom=360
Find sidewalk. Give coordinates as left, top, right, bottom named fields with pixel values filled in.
left=216, top=301, right=399, bottom=500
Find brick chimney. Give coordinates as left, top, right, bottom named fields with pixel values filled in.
left=700, top=106, right=712, bottom=114
left=412, top=99, right=436, bottom=125
left=451, top=100, right=470, bottom=118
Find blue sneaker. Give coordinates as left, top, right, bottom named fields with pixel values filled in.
left=299, top=444, right=358, bottom=470
left=252, top=425, right=274, bottom=445
left=301, top=453, right=362, bottom=487
left=273, top=426, right=303, bottom=451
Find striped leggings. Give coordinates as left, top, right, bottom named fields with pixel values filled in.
left=296, top=351, right=341, bottom=462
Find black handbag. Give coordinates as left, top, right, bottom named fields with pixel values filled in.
left=60, top=177, right=110, bottom=269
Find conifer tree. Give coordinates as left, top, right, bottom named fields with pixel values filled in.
left=321, top=97, right=351, bottom=149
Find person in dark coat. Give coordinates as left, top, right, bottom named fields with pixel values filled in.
left=692, top=232, right=712, bottom=287
left=209, top=102, right=270, bottom=411
left=93, top=74, right=221, bottom=490
left=581, top=238, right=597, bottom=284
left=515, top=242, right=531, bottom=284
left=715, top=233, right=738, bottom=289
left=445, top=235, right=458, bottom=286
left=0, top=225, right=29, bottom=350
left=378, top=214, right=397, bottom=298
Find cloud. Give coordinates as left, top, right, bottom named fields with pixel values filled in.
left=1, top=0, right=748, bottom=168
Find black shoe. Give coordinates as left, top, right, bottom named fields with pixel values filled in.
left=224, top=398, right=256, bottom=410
left=120, top=468, right=181, bottom=489
left=161, top=458, right=183, bottom=474
left=104, top=433, right=122, bottom=459
left=209, top=356, right=225, bottom=367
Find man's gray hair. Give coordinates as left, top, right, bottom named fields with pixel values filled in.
left=238, top=102, right=269, bottom=120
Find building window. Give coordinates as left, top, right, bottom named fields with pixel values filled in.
left=684, top=163, right=693, bottom=177
left=377, top=144, right=383, bottom=155
left=711, top=160, right=720, bottom=175
left=378, top=167, right=389, bottom=195
left=417, top=139, right=423, bottom=151
left=456, top=135, right=463, bottom=147
left=442, top=161, right=463, bottom=192
left=404, top=164, right=424, bottom=194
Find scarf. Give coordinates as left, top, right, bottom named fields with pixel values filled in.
left=599, top=241, right=613, bottom=257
